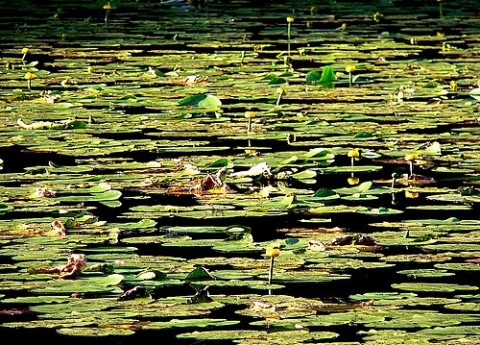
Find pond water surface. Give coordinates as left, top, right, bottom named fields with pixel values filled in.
left=1, top=0, right=480, bottom=344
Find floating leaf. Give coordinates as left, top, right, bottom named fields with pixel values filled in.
left=178, top=94, right=222, bottom=110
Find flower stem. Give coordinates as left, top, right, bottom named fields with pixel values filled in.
left=276, top=94, right=282, bottom=106
left=287, top=23, right=291, bottom=56
left=268, top=257, right=275, bottom=285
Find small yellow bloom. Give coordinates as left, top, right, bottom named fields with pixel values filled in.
left=24, top=72, right=37, bottom=80
left=60, top=77, right=70, bottom=87
left=345, top=65, right=356, bottom=73
left=244, top=111, right=256, bottom=119
left=286, top=17, right=294, bottom=23
left=265, top=247, right=280, bottom=258
left=373, top=12, right=382, bottom=22
left=24, top=72, right=37, bottom=90
left=276, top=86, right=287, bottom=96
left=449, top=80, right=457, bottom=91
left=341, top=23, right=347, bottom=31
left=87, top=66, right=94, bottom=73
left=103, top=3, right=112, bottom=10
left=405, top=190, right=419, bottom=199
left=404, top=153, right=418, bottom=161
left=347, top=148, right=360, bottom=158
left=347, top=177, right=360, bottom=185
left=21, top=47, right=29, bottom=55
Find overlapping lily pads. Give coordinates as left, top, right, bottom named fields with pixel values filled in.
left=1, top=0, right=480, bottom=343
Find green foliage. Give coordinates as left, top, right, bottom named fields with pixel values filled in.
left=178, top=94, right=222, bottom=110
left=305, top=70, right=321, bottom=85
left=319, top=66, right=336, bottom=88
left=305, top=67, right=335, bottom=87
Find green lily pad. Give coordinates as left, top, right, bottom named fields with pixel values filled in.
left=391, top=282, right=479, bottom=293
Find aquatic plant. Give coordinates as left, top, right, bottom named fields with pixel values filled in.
left=345, top=64, right=356, bottom=87
left=404, top=153, right=418, bottom=177
left=103, top=2, right=112, bottom=25
left=2, top=2, right=480, bottom=342
left=21, top=47, right=29, bottom=65
left=347, top=148, right=360, bottom=166
left=347, top=176, right=360, bottom=186
left=286, top=17, right=294, bottom=56
left=391, top=172, right=398, bottom=189
left=245, top=111, right=256, bottom=132
left=305, top=70, right=321, bottom=85
left=276, top=86, right=287, bottom=105
left=24, top=71, right=36, bottom=90
left=265, top=246, right=280, bottom=285
left=319, top=66, right=335, bottom=88
left=449, top=80, right=457, bottom=91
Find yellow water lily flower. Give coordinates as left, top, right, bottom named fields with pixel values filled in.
left=345, top=65, right=356, bottom=73
left=347, top=148, right=360, bottom=158
left=24, top=72, right=37, bottom=90
left=265, top=247, right=280, bottom=258
left=404, top=153, right=418, bottom=161
left=347, top=176, right=360, bottom=185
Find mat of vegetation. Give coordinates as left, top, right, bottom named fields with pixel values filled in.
left=1, top=0, right=480, bottom=344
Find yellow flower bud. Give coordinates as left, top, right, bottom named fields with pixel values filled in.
left=404, top=153, right=418, bottom=161
left=286, top=17, right=294, bottom=23
left=345, top=65, right=356, bottom=73
left=347, top=177, right=360, bottom=185
left=245, top=111, right=256, bottom=119
left=24, top=72, right=37, bottom=90
left=276, top=86, right=287, bottom=96
left=103, top=3, right=112, bottom=10
left=347, top=148, right=360, bottom=158
left=405, top=190, right=419, bottom=199
left=449, top=80, right=457, bottom=91
left=21, top=47, right=29, bottom=55
left=24, top=72, right=37, bottom=81
left=265, top=247, right=280, bottom=258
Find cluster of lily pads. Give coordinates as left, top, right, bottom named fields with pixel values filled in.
left=1, top=0, right=480, bottom=344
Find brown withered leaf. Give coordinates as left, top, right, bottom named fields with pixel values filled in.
left=0, top=308, right=36, bottom=316
left=118, top=285, right=149, bottom=301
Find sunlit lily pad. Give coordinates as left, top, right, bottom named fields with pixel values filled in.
left=391, top=282, right=479, bottom=293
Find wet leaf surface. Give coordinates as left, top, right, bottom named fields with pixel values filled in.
left=1, top=0, right=480, bottom=344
